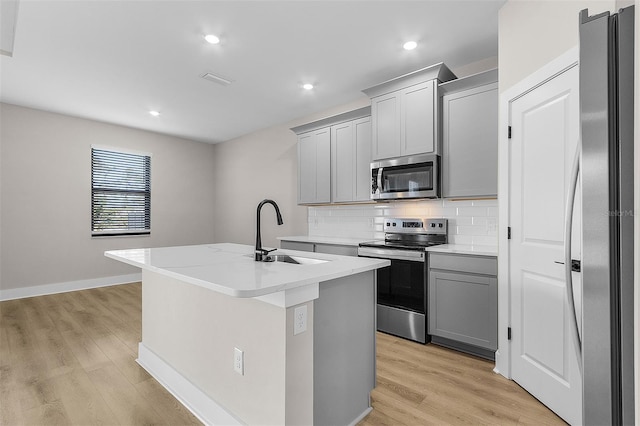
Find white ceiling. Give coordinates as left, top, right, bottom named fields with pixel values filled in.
left=0, top=0, right=505, bottom=144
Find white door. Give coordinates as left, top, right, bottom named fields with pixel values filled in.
left=508, top=64, right=582, bottom=425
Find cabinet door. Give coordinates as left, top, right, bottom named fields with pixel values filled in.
left=402, top=81, right=436, bottom=156
left=371, top=92, right=401, bottom=160
left=298, top=132, right=317, bottom=204
left=331, top=121, right=355, bottom=203
left=428, top=270, right=497, bottom=350
left=298, top=128, right=331, bottom=204
left=315, top=128, right=331, bottom=203
left=442, top=83, right=498, bottom=198
left=353, top=117, right=372, bottom=201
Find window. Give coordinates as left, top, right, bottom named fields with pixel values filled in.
left=91, top=147, right=151, bottom=236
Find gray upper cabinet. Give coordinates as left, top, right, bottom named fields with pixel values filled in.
left=370, top=91, right=401, bottom=159
left=331, top=121, right=355, bottom=202
left=331, top=116, right=372, bottom=203
left=402, top=81, right=436, bottom=156
left=292, top=107, right=371, bottom=205
left=364, top=63, right=456, bottom=161
left=297, top=128, right=331, bottom=204
left=440, top=69, right=498, bottom=198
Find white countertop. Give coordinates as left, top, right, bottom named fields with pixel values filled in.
left=426, top=244, right=498, bottom=257
left=105, top=243, right=389, bottom=298
left=278, top=235, right=366, bottom=247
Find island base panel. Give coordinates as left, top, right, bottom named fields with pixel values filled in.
left=140, top=269, right=313, bottom=425
left=314, top=270, right=376, bottom=426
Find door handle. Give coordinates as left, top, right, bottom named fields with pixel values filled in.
left=554, top=259, right=581, bottom=272
left=563, top=145, right=582, bottom=373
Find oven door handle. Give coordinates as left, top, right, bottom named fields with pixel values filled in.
left=357, top=247, right=425, bottom=262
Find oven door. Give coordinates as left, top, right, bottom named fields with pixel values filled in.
left=358, top=246, right=427, bottom=343
left=376, top=258, right=426, bottom=313
left=371, top=154, right=440, bottom=200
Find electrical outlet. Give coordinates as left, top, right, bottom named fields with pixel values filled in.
left=234, top=347, right=244, bottom=375
left=294, top=305, right=307, bottom=335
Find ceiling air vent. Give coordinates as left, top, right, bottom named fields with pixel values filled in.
left=201, top=72, right=233, bottom=86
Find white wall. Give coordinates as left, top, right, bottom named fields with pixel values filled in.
left=0, top=103, right=216, bottom=293
left=499, top=0, right=616, bottom=93
left=211, top=98, right=370, bottom=248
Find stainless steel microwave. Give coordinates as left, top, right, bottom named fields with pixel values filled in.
left=371, top=154, right=440, bottom=200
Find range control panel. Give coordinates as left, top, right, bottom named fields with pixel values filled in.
left=384, top=218, right=448, bottom=235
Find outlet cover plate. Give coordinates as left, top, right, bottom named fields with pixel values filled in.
left=294, top=305, right=307, bottom=335
left=234, top=347, right=244, bottom=375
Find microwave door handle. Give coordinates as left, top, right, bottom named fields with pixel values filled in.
left=377, top=168, right=383, bottom=192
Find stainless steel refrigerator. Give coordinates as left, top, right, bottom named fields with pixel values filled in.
left=577, top=5, right=635, bottom=425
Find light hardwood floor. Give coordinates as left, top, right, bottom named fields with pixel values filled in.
left=0, top=283, right=200, bottom=425
left=1, top=283, right=564, bottom=425
left=360, top=332, right=565, bottom=426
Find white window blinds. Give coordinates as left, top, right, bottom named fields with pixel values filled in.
left=91, top=148, right=151, bottom=236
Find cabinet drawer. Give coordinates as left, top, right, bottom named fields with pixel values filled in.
left=429, top=253, right=497, bottom=276
left=314, top=244, right=357, bottom=257
left=280, top=241, right=314, bottom=252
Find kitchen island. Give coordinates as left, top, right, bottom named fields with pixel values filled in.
left=105, top=243, right=389, bottom=426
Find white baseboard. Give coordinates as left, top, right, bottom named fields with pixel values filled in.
left=137, top=343, right=243, bottom=426
left=0, top=273, right=141, bottom=301
left=348, top=407, right=373, bottom=426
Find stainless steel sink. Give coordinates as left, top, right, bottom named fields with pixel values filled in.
left=262, top=254, right=328, bottom=265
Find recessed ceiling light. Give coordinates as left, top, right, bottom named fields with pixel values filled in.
left=302, top=83, right=314, bottom=90
left=149, top=110, right=160, bottom=117
left=205, top=34, right=220, bottom=44
left=403, top=41, right=418, bottom=50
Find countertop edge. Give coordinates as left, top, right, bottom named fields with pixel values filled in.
left=425, top=244, right=498, bottom=257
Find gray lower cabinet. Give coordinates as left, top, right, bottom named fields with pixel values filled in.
left=440, top=69, right=498, bottom=198
left=280, top=240, right=358, bottom=257
left=428, top=252, right=497, bottom=359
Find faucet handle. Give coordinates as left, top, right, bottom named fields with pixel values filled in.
left=255, top=247, right=277, bottom=262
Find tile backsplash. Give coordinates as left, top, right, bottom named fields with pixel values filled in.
left=308, top=199, right=498, bottom=246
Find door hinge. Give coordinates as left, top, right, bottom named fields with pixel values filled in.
left=508, top=126, right=512, bottom=139
left=507, top=227, right=511, bottom=239
left=508, top=327, right=512, bottom=340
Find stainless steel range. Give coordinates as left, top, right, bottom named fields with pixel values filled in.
left=358, top=218, right=447, bottom=343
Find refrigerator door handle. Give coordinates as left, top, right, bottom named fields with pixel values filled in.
left=564, top=145, right=582, bottom=372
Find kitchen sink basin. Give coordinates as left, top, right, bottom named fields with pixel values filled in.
left=262, top=254, right=328, bottom=265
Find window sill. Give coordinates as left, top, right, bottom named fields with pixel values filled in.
left=92, top=231, right=151, bottom=238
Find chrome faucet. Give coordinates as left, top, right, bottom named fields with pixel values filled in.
left=255, top=199, right=284, bottom=261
